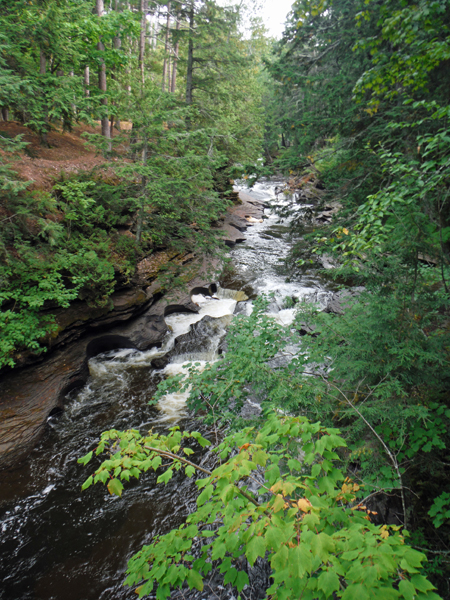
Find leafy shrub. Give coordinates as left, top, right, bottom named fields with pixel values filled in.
left=79, top=414, right=442, bottom=599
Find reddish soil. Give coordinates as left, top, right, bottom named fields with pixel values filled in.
left=0, top=121, right=130, bottom=191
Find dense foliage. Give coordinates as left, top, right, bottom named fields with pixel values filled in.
left=80, top=413, right=442, bottom=600
left=0, top=0, right=265, bottom=367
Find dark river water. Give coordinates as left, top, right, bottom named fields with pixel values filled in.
left=0, top=180, right=333, bottom=600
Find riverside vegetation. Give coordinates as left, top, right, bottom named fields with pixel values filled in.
left=1, top=0, right=450, bottom=598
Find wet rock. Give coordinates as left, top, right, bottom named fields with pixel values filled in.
left=226, top=213, right=249, bottom=232
left=298, top=321, right=317, bottom=336
left=222, top=225, right=247, bottom=247
left=247, top=557, right=272, bottom=599
left=151, top=355, right=171, bottom=370
left=323, top=287, right=364, bottom=315
left=366, top=492, right=404, bottom=526
left=152, top=315, right=231, bottom=370
left=217, top=337, right=228, bottom=355
left=314, top=201, right=342, bottom=225
left=323, top=294, right=345, bottom=315
left=319, top=254, right=339, bottom=269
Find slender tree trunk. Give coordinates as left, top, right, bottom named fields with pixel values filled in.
left=69, top=70, right=76, bottom=118
left=139, top=0, right=148, bottom=87
left=0, top=108, right=8, bottom=122
left=162, top=2, right=171, bottom=92
left=150, top=14, right=157, bottom=49
left=171, top=12, right=180, bottom=93
left=39, top=49, right=46, bottom=76
left=96, top=0, right=111, bottom=146
left=84, top=66, right=90, bottom=97
left=136, top=138, right=148, bottom=246
left=186, top=1, right=194, bottom=104
left=167, top=48, right=171, bottom=92
left=112, top=2, right=122, bottom=133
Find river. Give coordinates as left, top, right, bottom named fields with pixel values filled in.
left=0, top=179, right=334, bottom=600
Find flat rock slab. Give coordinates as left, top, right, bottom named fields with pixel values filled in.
left=217, top=190, right=266, bottom=246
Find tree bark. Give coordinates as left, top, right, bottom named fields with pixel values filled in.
left=171, top=12, right=180, bottom=93
left=112, top=1, right=122, bottom=133
left=186, top=1, right=194, bottom=104
left=84, top=66, right=90, bottom=97
left=39, top=49, right=46, bottom=76
left=162, top=2, right=171, bottom=92
left=136, top=138, right=148, bottom=246
left=139, top=0, right=148, bottom=87
left=96, top=0, right=111, bottom=145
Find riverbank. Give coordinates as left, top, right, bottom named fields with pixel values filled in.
left=0, top=189, right=267, bottom=470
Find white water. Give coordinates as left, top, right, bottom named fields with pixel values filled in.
left=86, top=292, right=240, bottom=423
left=83, top=179, right=334, bottom=423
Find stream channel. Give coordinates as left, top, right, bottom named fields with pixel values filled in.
left=0, top=180, right=335, bottom=600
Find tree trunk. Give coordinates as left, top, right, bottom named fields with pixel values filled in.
left=139, top=0, right=148, bottom=87
left=84, top=66, right=90, bottom=97
left=167, top=49, right=171, bottom=92
left=112, top=2, right=122, bottom=133
left=96, top=0, right=111, bottom=146
left=39, top=49, right=46, bottom=76
left=162, top=2, right=171, bottom=92
left=171, top=12, right=180, bottom=93
left=186, top=1, right=194, bottom=104
left=136, top=138, right=148, bottom=246
left=0, top=108, right=8, bottom=122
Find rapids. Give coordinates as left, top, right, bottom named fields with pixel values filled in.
left=0, top=179, right=334, bottom=600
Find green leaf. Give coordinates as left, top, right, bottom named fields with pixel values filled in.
left=78, top=451, right=93, bottom=465
left=246, top=535, right=266, bottom=566
left=318, top=570, right=340, bottom=595
left=157, top=469, right=173, bottom=485
left=236, top=570, right=249, bottom=592
left=341, top=583, right=370, bottom=600
left=197, top=484, right=214, bottom=506
left=81, top=476, right=93, bottom=490
left=253, top=450, right=268, bottom=466
left=272, top=494, right=285, bottom=513
left=187, top=569, right=203, bottom=591
left=223, top=567, right=238, bottom=585
left=399, top=579, right=416, bottom=600
left=311, top=533, right=335, bottom=561
left=271, top=544, right=289, bottom=571
left=107, top=478, right=124, bottom=497
left=288, top=544, right=312, bottom=577
left=185, top=465, right=196, bottom=478
left=410, top=575, right=436, bottom=593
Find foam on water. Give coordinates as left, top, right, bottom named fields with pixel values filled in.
left=165, top=295, right=237, bottom=342
left=157, top=361, right=210, bottom=422
left=82, top=292, right=240, bottom=424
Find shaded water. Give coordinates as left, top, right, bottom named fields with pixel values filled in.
left=0, top=179, right=333, bottom=599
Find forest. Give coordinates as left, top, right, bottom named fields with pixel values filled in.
left=1, top=0, right=450, bottom=598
